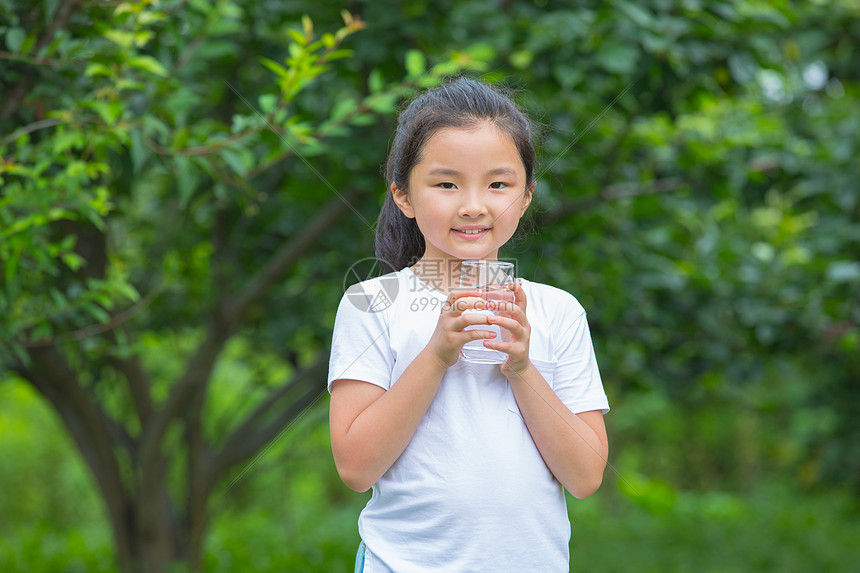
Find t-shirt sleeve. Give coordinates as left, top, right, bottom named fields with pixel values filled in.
left=327, top=288, right=395, bottom=393
left=551, top=298, right=609, bottom=415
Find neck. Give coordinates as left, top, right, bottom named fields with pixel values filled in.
left=411, top=255, right=499, bottom=293
left=410, top=257, right=460, bottom=293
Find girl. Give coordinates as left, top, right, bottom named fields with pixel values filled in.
left=328, top=77, right=609, bottom=573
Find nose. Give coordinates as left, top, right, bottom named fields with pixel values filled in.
left=458, top=188, right=488, bottom=218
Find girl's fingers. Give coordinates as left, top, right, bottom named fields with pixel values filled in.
left=487, top=300, right=524, bottom=320
left=467, top=328, right=496, bottom=340
left=452, top=311, right=496, bottom=331
left=482, top=339, right=510, bottom=352
left=482, top=340, right=525, bottom=358
left=445, top=290, right=494, bottom=312
left=486, top=314, right=526, bottom=336
left=511, top=279, right=527, bottom=313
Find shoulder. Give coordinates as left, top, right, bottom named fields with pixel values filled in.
left=520, top=278, right=586, bottom=319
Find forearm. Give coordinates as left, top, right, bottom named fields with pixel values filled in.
left=506, top=363, right=608, bottom=498
left=333, top=349, right=448, bottom=492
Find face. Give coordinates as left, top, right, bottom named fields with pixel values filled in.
left=391, top=123, right=532, bottom=266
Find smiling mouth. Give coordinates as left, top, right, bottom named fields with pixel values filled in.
left=452, top=227, right=490, bottom=238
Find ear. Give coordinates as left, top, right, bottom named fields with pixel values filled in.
left=519, top=181, right=535, bottom=216
left=390, top=182, right=415, bottom=219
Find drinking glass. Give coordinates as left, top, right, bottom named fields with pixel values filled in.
left=459, top=260, right=515, bottom=364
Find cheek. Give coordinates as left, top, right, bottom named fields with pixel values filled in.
left=412, top=201, right=449, bottom=233
left=494, top=195, right=527, bottom=224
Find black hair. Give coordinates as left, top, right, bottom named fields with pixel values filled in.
left=374, top=77, right=537, bottom=270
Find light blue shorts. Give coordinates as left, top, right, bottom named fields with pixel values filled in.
left=354, top=540, right=366, bottom=573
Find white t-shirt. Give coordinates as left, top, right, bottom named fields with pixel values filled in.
left=328, top=267, right=609, bottom=573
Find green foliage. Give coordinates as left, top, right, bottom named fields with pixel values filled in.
left=2, top=380, right=859, bottom=572
left=569, top=481, right=860, bottom=572
left=0, top=2, right=487, bottom=353
left=0, top=381, right=114, bottom=572
left=0, top=382, right=107, bottom=534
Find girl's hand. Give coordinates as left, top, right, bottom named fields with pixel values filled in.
left=484, top=280, right=532, bottom=376
left=426, top=289, right=497, bottom=368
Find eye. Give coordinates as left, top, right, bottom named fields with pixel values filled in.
left=489, top=182, right=508, bottom=189
left=438, top=182, right=457, bottom=189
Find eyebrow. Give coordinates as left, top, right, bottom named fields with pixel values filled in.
left=426, top=166, right=519, bottom=177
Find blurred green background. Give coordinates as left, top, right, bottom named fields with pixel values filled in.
left=1, top=0, right=858, bottom=571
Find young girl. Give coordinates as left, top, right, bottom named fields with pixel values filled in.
left=328, top=77, right=609, bottom=573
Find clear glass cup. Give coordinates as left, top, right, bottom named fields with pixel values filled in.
left=459, top=260, right=515, bottom=364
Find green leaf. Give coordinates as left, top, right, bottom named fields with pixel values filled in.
left=113, top=281, right=140, bottom=303
left=90, top=101, right=123, bottom=125
left=220, top=148, right=248, bottom=176
left=105, top=29, right=135, bottom=48
left=364, top=92, right=399, bottom=114
left=405, top=49, right=426, bottom=77
left=5, top=27, right=25, bottom=53
left=61, top=252, right=85, bottom=272
left=318, top=122, right=350, bottom=137
left=85, top=62, right=113, bottom=77
left=331, top=97, right=358, bottom=121
left=325, top=49, right=353, bottom=61
left=175, top=156, right=199, bottom=208
left=83, top=302, right=111, bottom=323
left=137, top=10, right=167, bottom=25
left=368, top=69, right=384, bottom=93
left=133, top=31, right=154, bottom=47
left=260, top=57, right=289, bottom=79
left=349, top=113, right=376, bottom=126
left=258, top=93, right=278, bottom=114
left=19, top=33, right=35, bottom=55
left=52, top=130, right=85, bottom=154
left=287, top=42, right=303, bottom=59
left=287, top=29, right=306, bottom=47
left=595, top=43, right=639, bottom=75
left=129, top=55, right=168, bottom=77
left=617, top=0, right=655, bottom=28
left=463, top=42, right=496, bottom=63
left=114, top=2, right=137, bottom=16
left=827, top=261, right=860, bottom=283
left=509, top=50, right=533, bottom=70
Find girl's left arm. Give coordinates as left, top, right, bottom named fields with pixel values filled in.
left=484, top=281, right=608, bottom=499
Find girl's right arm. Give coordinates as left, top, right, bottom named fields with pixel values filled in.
left=329, top=290, right=493, bottom=492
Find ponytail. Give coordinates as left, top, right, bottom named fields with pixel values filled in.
left=374, top=192, right=425, bottom=270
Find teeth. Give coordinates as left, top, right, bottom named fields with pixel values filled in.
left=458, top=228, right=486, bottom=234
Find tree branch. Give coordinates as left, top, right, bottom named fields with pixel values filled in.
left=225, top=193, right=357, bottom=324
left=107, top=337, right=155, bottom=428
left=139, top=192, right=356, bottom=496
left=18, top=280, right=166, bottom=348
left=138, top=319, right=231, bottom=491
left=207, top=351, right=329, bottom=488
left=0, top=117, right=63, bottom=146
left=540, top=176, right=687, bottom=226
left=0, top=0, right=79, bottom=119
left=184, top=372, right=209, bottom=572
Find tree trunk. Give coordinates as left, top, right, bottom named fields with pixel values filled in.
left=109, top=496, right=190, bottom=573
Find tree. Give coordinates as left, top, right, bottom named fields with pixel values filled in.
left=0, top=2, right=487, bottom=570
